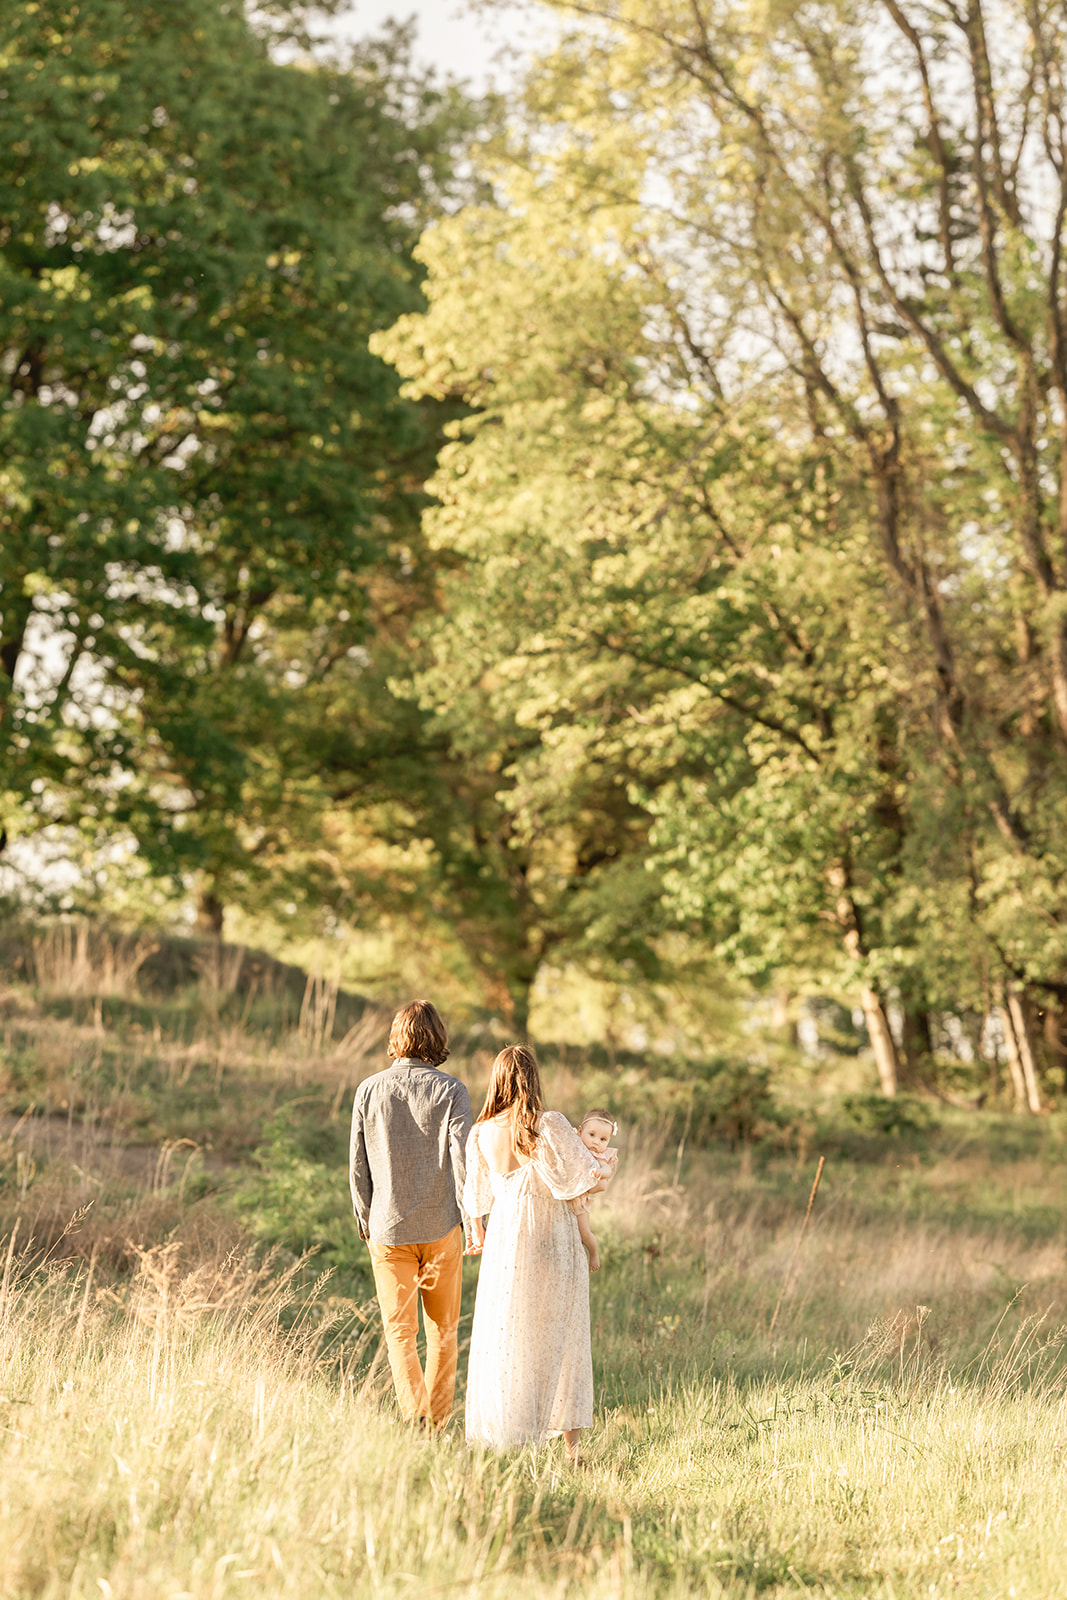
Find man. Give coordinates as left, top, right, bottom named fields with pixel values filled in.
left=349, top=999, right=472, bottom=1428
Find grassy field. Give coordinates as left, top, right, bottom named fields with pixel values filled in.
left=3, top=930, right=1067, bottom=1597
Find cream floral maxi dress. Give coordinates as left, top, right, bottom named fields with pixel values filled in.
left=463, top=1110, right=601, bottom=1449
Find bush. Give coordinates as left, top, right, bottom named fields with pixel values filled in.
left=556, top=1054, right=776, bottom=1147
left=838, top=1093, right=938, bottom=1136
left=233, top=1112, right=372, bottom=1295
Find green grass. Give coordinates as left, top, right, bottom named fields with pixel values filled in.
left=4, top=944, right=1067, bottom=1595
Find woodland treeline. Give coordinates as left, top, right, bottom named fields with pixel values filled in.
left=4, top=0, right=1067, bottom=1102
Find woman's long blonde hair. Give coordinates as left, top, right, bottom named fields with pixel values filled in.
left=476, top=1044, right=543, bottom=1156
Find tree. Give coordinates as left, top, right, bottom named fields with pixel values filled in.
left=377, top=0, right=1067, bottom=1094
left=0, top=0, right=468, bottom=928
left=375, top=172, right=904, bottom=1072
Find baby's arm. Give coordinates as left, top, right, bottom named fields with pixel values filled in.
left=587, top=1148, right=618, bottom=1194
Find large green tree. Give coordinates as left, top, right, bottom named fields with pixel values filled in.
left=0, top=0, right=467, bottom=927
left=377, top=183, right=917, bottom=1067
left=378, top=0, right=1067, bottom=1093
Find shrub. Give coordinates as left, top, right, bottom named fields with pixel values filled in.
left=838, top=1093, right=938, bottom=1136
left=555, top=1054, right=776, bottom=1147
left=233, top=1112, right=372, bottom=1295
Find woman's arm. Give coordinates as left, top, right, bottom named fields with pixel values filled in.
left=462, top=1124, right=496, bottom=1221
left=535, top=1110, right=602, bottom=1200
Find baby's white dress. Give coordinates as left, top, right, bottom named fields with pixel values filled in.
left=463, top=1110, right=600, bottom=1449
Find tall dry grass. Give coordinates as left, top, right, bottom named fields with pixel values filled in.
left=0, top=1237, right=646, bottom=1600
left=6, top=943, right=1067, bottom=1593
left=30, top=923, right=159, bottom=1000
left=3, top=1217, right=1067, bottom=1598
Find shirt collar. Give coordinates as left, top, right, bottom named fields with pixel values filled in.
left=392, top=1056, right=433, bottom=1069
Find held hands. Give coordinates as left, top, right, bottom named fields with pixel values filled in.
left=464, top=1216, right=487, bottom=1255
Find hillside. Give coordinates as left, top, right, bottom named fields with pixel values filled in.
left=3, top=924, right=1067, bottom=1595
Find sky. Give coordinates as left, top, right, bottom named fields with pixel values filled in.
left=334, top=0, right=542, bottom=92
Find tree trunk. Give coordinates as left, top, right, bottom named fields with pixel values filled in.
left=1041, top=1001, right=1067, bottom=1081
left=998, top=985, right=1040, bottom=1113
left=861, top=984, right=898, bottom=1097
left=900, top=1006, right=933, bottom=1085
left=480, top=965, right=534, bottom=1036
left=827, top=864, right=900, bottom=1096
left=997, top=1000, right=1027, bottom=1109
left=772, top=989, right=799, bottom=1046
left=196, top=888, right=225, bottom=938
left=0, top=583, right=32, bottom=723
left=980, top=1010, right=1001, bottom=1102
left=509, top=975, right=532, bottom=1037
left=1005, top=985, right=1042, bottom=1113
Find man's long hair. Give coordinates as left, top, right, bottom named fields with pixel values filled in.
left=388, top=1000, right=449, bottom=1065
left=476, top=1044, right=543, bottom=1156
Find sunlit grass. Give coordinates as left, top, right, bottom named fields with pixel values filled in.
left=5, top=940, right=1067, bottom=1595
left=2, top=1205, right=1067, bottom=1598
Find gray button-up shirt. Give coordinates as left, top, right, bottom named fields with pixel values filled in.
left=349, top=1057, right=472, bottom=1247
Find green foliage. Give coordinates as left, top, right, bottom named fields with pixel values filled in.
left=0, top=0, right=470, bottom=925
left=837, top=1093, right=938, bottom=1138
left=557, top=1053, right=777, bottom=1147
left=13, top=0, right=1067, bottom=1099
left=373, top=0, right=1067, bottom=1086
left=374, top=89, right=929, bottom=1038
left=234, top=1109, right=372, bottom=1291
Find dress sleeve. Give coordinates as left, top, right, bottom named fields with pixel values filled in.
left=462, top=1125, right=495, bottom=1218
left=534, top=1110, right=601, bottom=1201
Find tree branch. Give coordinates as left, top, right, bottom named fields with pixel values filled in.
left=591, top=629, right=822, bottom=761
left=880, top=0, right=958, bottom=283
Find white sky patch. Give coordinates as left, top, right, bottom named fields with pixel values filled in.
left=334, top=0, right=547, bottom=92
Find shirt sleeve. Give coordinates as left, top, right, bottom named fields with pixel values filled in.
left=462, top=1125, right=495, bottom=1218
left=449, top=1082, right=473, bottom=1236
left=534, top=1110, right=601, bottom=1201
left=349, top=1088, right=371, bottom=1240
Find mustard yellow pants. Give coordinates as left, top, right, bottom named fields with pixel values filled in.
left=368, top=1226, right=463, bottom=1427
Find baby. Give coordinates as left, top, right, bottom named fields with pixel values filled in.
left=570, top=1109, right=619, bottom=1273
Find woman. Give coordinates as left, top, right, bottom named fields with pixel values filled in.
left=463, top=1045, right=604, bottom=1460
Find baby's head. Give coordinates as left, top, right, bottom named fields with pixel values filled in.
left=578, top=1109, right=616, bottom=1155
